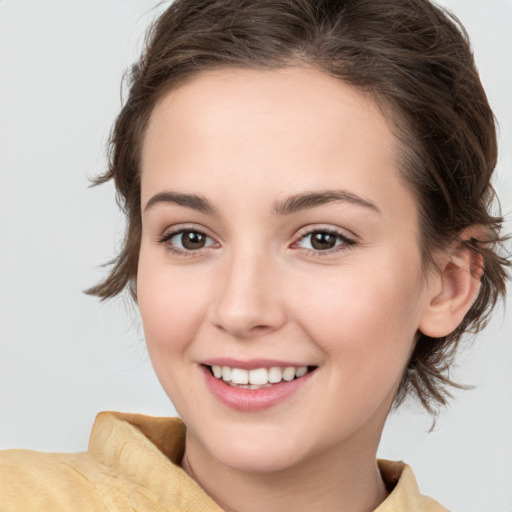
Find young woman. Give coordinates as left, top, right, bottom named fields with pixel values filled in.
left=0, top=0, right=509, bottom=510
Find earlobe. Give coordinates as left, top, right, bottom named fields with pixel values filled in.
left=419, top=235, right=483, bottom=338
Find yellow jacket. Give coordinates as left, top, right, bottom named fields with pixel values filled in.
left=0, top=412, right=448, bottom=511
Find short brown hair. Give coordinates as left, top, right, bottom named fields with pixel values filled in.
left=88, top=0, right=509, bottom=414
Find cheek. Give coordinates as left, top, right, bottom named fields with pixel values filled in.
left=137, top=255, right=210, bottom=359
left=293, top=262, right=424, bottom=380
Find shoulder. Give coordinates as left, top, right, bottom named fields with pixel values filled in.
left=0, top=412, right=221, bottom=512
left=377, top=460, right=450, bottom=512
left=0, top=448, right=108, bottom=511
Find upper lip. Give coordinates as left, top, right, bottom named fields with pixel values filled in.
left=201, top=358, right=314, bottom=370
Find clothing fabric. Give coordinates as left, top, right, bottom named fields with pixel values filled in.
left=0, top=412, right=448, bottom=511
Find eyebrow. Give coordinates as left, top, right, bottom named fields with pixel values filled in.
left=273, top=190, right=380, bottom=215
left=144, top=192, right=216, bottom=214
left=144, top=189, right=380, bottom=216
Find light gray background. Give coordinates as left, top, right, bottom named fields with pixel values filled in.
left=0, top=1, right=510, bottom=511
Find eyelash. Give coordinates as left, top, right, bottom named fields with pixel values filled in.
left=157, top=226, right=217, bottom=258
left=293, top=227, right=356, bottom=256
left=157, top=226, right=356, bottom=257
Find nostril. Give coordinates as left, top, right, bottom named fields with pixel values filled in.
left=249, top=324, right=273, bottom=333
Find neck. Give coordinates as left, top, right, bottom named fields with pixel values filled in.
left=181, top=429, right=388, bottom=512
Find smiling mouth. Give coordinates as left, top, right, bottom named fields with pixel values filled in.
left=205, top=364, right=317, bottom=389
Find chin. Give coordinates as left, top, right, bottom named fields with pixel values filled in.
left=191, top=419, right=319, bottom=474
left=215, top=441, right=306, bottom=474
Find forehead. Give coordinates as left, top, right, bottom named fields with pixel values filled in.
left=143, top=66, right=392, bottom=166
left=140, top=66, right=417, bottom=225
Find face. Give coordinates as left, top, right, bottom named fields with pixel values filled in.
left=137, top=67, right=436, bottom=473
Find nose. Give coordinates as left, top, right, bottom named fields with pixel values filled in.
left=208, top=249, right=287, bottom=339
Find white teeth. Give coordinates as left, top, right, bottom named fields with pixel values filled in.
left=221, top=366, right=232, bottom=381
left=249, top=368, right=269, bottom=385
left=211, top=364, right=311, bottom=386
left=228, top=383, right=272, bottom=389
left=230, top=368, right=249, bottom=384
left=268, top=367, right=283, bottom=383
left=282, top=367, right=296, bottom=381
left=296, top=366, right=308, bottom=378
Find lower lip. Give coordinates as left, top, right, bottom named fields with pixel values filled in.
left=202, top=366, right=315, bottom=412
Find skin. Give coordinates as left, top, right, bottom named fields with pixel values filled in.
left=137, top=67, right=478, bottom=512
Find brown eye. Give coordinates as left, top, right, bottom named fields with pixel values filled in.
left=165, top=230, right=217, bottom=252
left=310, top=232, right=337, bottom=250
left=296, top=229, right=354, bottom=253
left=181, top=231, right=206, bottom=250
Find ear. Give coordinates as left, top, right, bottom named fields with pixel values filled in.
left=419, top=230, right=483, bottom=338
